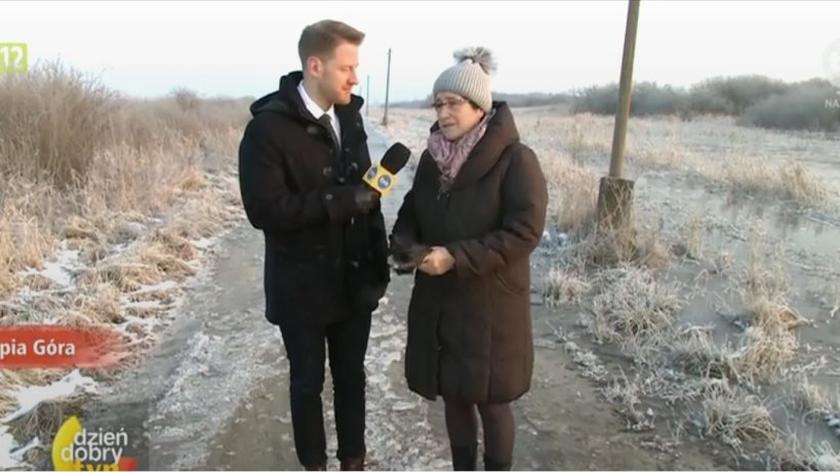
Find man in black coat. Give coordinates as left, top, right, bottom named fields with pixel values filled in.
left=238, top=19, right=389, bottom=471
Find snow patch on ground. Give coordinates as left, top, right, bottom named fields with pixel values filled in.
left=2, top=370, right=98, bottom=424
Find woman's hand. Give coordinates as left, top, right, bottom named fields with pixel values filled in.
left=418, top=246, right=455, bottom=276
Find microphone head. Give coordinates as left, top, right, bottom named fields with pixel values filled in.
left=380, top=143, right=411, bottom=174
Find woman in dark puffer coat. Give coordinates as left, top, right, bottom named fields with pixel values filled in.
left=391, top=47, right=548, bottom=471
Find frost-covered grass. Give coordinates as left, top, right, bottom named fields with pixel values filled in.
left=0, top=62, right=247, bottom=466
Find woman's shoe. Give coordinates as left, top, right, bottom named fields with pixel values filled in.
left=340, top=456, right=365, bottom=471
left=483, top=454, right=511, bottom=471
left=450, top=443, right=477, bottom=470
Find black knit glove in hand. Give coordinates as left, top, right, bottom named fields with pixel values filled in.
left=324, top=184, right=380, bottom=222
left=388, top=233, right=432, bottom=274
left=352, top=185, right=380, bottom=212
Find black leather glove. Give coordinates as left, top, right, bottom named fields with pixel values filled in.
left=389, top=233, right=432, bottom=274
left=324, top=185, right=380, bottom=223
left=352, top=185, right=380, bottom=213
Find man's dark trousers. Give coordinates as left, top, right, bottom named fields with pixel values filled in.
left=277, top=297, right=371, bottom=466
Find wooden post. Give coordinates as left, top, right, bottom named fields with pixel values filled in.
left=608, top=0, right=640, bottom=179
left=596, top=0, right=640, bottom=254
left=382, top=48, right=391, bottom=126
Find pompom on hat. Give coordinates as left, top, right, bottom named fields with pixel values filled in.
left=432, top=47, right=495, bottom=113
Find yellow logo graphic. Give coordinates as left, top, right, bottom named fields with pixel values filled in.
left=53, top=416, right=82, bottom=471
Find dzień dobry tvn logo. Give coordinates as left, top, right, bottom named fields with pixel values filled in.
left=52, top=416, right=136, bottom=471
left=0, top=43, right=28, bottom=74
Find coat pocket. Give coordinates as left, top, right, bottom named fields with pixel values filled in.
left=347, top=263, right=387, bottom=313
left=493, top=269, right=527, bottom=296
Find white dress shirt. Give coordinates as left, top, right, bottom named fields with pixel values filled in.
left=297, top=80, right=341, bottom=147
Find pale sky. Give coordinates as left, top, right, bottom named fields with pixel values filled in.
left=5, top=1, right=840, bottom=103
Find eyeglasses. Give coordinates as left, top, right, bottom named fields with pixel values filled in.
left=432, top=97, right=468, bottom=112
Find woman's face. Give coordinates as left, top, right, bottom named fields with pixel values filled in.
left=433, top=92, right=485, bottom=141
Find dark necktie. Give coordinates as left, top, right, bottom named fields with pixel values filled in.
left=318, top=114, right=340, bottom=152
left=318, top=114, right=344, bottom=175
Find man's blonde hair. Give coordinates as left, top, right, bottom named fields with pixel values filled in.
left=298, top=20, right=365, bottom=66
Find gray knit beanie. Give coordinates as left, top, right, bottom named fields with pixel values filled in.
left=433, top=47, right=495, bottom=112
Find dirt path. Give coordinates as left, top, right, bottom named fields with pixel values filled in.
left=74, top=128, right=725, bottom=471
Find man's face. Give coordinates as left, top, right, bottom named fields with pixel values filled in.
left=310, top=41, right=359, bottom=106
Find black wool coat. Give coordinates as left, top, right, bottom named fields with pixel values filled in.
left=238, top=71, right=390, bottom=326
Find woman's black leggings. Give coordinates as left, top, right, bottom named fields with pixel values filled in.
left=444, top=398, right=515, bottom=464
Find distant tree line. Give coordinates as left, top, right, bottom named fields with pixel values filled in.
left=392, top=92, right=573, bottom=109
left=392, top=75, right=840, bottom=132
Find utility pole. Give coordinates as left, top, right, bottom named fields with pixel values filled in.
left=382, top=48, right=391, bottom=127
left=609, top=0, right=640, bottom=180
left=595, top=0, right=640, bottom=252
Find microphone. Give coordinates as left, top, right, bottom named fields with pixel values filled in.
left=362, top=143, right=411, bottom=197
